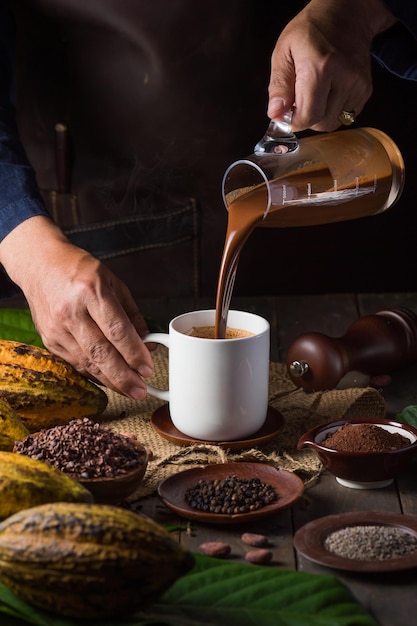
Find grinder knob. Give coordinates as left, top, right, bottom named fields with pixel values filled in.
left=286, top=307, right=417, bottom=392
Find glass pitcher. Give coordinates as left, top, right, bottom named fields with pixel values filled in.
left=222, top=120, right=405, bottom=227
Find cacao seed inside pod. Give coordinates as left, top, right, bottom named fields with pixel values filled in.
left=0, top=502, right=195, bottom=620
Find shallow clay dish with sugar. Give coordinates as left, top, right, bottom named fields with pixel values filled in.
left=294, top=511, right=417, bottom=572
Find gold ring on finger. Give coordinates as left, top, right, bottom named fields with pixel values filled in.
left=338, top=109, right=356, bottom=126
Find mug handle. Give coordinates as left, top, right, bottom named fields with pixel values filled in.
left=143, top=333, right=170, bottom=401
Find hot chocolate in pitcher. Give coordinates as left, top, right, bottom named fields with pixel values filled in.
left=215, top=118, right=405, bottom=337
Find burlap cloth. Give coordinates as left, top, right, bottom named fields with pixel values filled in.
left=100, top=347, right=386, bottom=500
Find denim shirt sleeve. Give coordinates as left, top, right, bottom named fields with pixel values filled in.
left=371, top=0, right=417, bottom=80
left=0, top=6, right=50, bottom=243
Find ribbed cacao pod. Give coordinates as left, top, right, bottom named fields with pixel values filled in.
left=0, top=502, right=194, bottom=620
left=0, top=451, right=93, bottom=519
left=0, top=398, right=29, bottom=451
left=0, top=339, right=108, bottom=431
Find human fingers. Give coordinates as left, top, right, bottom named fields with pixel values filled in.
left=71, top=282, right=155, bottom=398
left=268, top=3, right=374, bottom=133
left=42, top=311, right=152, bottom=399
left=44, top=305, right=152, bottom=400
left=268, top=27, right=337, bottom=131
left=47, top=333, right=120, bottom=391
left=281, top=50, right=372, bottom=133
left=306, top=57, right=373, bottom=132
left=34, top=262, right=155, bottom=398
left=267, top=43, right=296, bottom=122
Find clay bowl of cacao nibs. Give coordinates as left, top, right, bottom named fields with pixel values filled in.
left=13, top=418, right=149, bottom=504
left=298, top=416, right=417, bottom=490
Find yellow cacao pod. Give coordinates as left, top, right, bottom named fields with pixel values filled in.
left=0, top=502, right=194, bottom=620
left=0, top=398, right=29, bottom=451
left=0, top=339, right=108, bottom=431
left=0, top=451, right=93, bottom=519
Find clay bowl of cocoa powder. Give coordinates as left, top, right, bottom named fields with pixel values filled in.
left=298, top=417, right=417, bottom=489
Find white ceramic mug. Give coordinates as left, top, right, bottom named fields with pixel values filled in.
left=143, top=309, right=270, bottom=441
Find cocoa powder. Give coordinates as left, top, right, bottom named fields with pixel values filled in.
left=323, top=423, right=410, bottom=453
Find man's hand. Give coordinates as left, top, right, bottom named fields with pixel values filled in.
left=268, top=0, right=397, bottom=132
left=0, top=216, right=154, bottom=399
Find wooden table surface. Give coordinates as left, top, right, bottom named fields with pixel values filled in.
left=136, top=292, right=417, bottom=626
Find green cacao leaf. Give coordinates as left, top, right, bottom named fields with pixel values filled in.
left=0, top=555, right=377, bottom=626
left=0, top=309, right=43, bottom=347
left=396, top=405, right=417, bottom=431
left=395, top=406, right=417, bottom=462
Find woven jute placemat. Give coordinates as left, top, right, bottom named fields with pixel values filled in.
left=100, top=347, right=386, bottom=500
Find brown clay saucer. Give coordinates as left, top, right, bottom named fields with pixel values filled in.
left=293, top=511, right=417, bottom=572
left=150, top=404, right=284, bottom=450
left=157, top=462, right=304, bottom=524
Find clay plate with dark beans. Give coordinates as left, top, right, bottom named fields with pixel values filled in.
left=157, top=462, right=304, bottom=524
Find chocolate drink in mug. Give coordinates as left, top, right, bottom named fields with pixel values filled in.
left=143, top=309, right=270, bottom=440
left=188, top=325, right=253, bottom=339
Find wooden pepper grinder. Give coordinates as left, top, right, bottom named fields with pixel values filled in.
left=286, top=308, right=417, bottom=392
